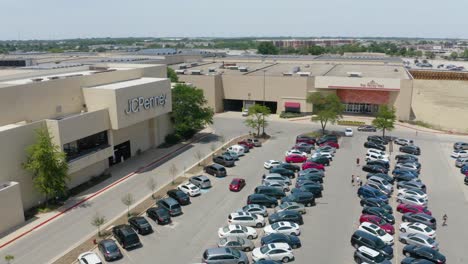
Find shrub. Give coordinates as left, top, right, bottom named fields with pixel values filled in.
left=165, top=133, right=181, bottom=145
left=337, top=120, right=366, bottom=126
left=280, top=112, right=306, bottom=119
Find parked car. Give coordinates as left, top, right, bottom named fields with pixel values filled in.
left=276, top=163, right=300, bottom=172
left=252, top=243, right=294, bottom=263
left=320, top=141, right=340, bottom=149
left=261, top=233, right=302, bottom=249
left=263, top=181, right=290, bottom=192
left=218, top=224, right=258, bottom=239
left=128, top=216, right=153, bottom=235
left=255, top=186, right=286, bottom=199
left=292, top=142, right=314, bottom=153
left=366, top=182, right=392, bottom=196
left=227, top=145, right=246, bottom=156
left=268, top=210, right=304, bottom=225
left=350, top=230, right=393, bottom=259
left=146, top=207, right=171, bottom=225
left=238, top=140, right=254, bottom=149
left=178, top=182, right=201, bottom=197
left=230, top=178, right=246, bottom=192
left=399, top=233, right=439, bottom=250
left=296, top=135, right=316, bottom=145
left=223, top=150, right=239, bottom=161
left=301, top=161, right=325, bottom=171
left=402, top=213, right=437, bottom=230
left=362, top=206, right=395, bottom=224
left=367, top=173, right=395, bottom=184
left=358, top=222, right=394, bottom=245
left=400, top=257, right=436, bottom=264
left=368, top=176, right=393, bottom=192
left=357, top=185, right=389, bottom=202
left=213, top=155, right=235, bottom=167
left=362, top=164, right=388, bottom=174
left=397, top=204, right=432, bottom=216
left=167, top=189, right=190, bottom=205
left=97, top=239, right=122, bottom=261
left=247, top=138, right=262, bottom=147
left=202, top=247, right=249, bottom=264
left=156, top=197, right=182, bottom=216
left=397, top=189, right=427, bottom=201
left=345, top=128, right=353, bottom=136
left=366, top=153, right=390, bottom=163
left=402, top=245, right=446, bottom=263
left=400, top=145, right=421, bottom=155
left=455, top=157, right=468, bottom=167
left=367, top=159, right=390, bottom=169
left=264, top=160, right=281, bottom=169
left=364, top=141, right=386, bottom=151
left=395, top=138, right=414, bottom=146
left=204, top=164, right=227, bottom=177
left=189, top=175, right=212, bottom=189
left=263, top=221, right=301, bottom=236
left=78, top=252, right=103, bottom=264
left=298, top=168, right=324, bottom=177
left=228, top=212, right=265, bottom=228
left=311, top=152, right=333, bottom=161
left=367, top=148, right=389, bottom=158
left=400, top=222, right=436, bottom=239
left=316, top=145, right=336, bottom=154
left=281, top=191, right=315, bottom=207
left=368, top=137, right=387, bottom=146
left=309, top=155, right=331, bottom=166
left=359, top=214, right=395, bottom=235
left=112, top=224, right=142, bottom=250
left=247, top=194, right=278, bottom=208
left=397, top=195, right=427, bottom=207
left=218, top=237, right=255, bottom=252
left=285, top=149, right=307, bottom=157
left=285, top=154, right=306, bottom=163
left=262, top=173, right=291, bottom=186
left=360, top=198, right=393, bottom=214
left=397, top=180, right=426, bottom=192
left=354, top=246, right=391, bottom=264
left=451, top=149, right=468, bottom=158
left=237, top=204, right=268, bottom=217
left=358, top=125, right=377, bottom=132
left=453, top=142, right=468, bottom=150
left=396, top=154, right=419, bottom=164
left=292, top=185, right=322, bottom=198
left=269, top=167, right=295, bottom=179
left=275, top=202, right=306, bottom=215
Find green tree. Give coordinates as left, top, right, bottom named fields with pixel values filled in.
left=415, top=50, right=423, bottom=57
left=171, top=84, right=214, bottom=139
left=308, top=45, right=325, bottom=55
left=463, top=49, right=468, bottom=58
left=23, top=127, right=69, bottom=206
left=167, top=67, right=179, bottom=83
left=450, top=51, right=458, bottom=60
left=425, top=51, right=435, bottom=59
left=257, top=42, right=279, bottom=55
left=372, top=105, right=396, bottom=137
left=91, top=212, right=106, bottom=237
left=307, top=93, right=344, bottom=134
left=244, top=104, right=271, bottom=136
left=121, top=193, right=134, bottom=217
left=4, top=255, right=14, bottom=264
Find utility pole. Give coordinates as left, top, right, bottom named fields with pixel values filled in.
left=263, top=70, right=266, bottom=106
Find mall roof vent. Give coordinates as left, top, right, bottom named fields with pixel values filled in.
left=238, top=66, right=248, bottom=72
left=292, top=66, right=301, bottom=73
left=282, top=72, right=293, bottom=76
left=190, top=70, right=203, bottom=75
left=208, top=67, right=216, bottom=73
left=175, top=69, right=186, bottom=74
left=31, top=78, right=43, bottom=82
left=297, top=72, right=311, bottom=76
left=347, top=72, right=362, bottom=77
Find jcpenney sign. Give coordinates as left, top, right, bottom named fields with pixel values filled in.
left=124, top=94, right=167, bottom=114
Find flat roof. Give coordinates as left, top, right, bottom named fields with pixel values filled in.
left=86, top=77, right=166, bottom=90
left=324, top=64, right=409, bottom=79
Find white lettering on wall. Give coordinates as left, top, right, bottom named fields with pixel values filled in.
left=124, top=94, right=167, bottom=114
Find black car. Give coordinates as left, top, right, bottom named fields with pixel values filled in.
left=395, top=154, right=419, bottom=161
left=350, top=230, right=393, bottom=259
left=112, top=224, right=142, bottom=250
left=222, top=151, right=239, bottom=160
left=402, top=245, right=446, bottom=263
left=364, top=141, right=386, bottom=151
left=293, top=185, right=322, bottom=198
left=204, top=164, right=227, bottom=177
left=128, top=216, right=153, bottom=235
left=401, top=257, right=437, bottom=264
left=393, top=172, right=418, bottom=183
left=297, top=174, right=323, bottom=183
left=359, top=198, right=393, bottom=214
left=362, top=164, right=388, bottom=174
left=358, top=125, right=377, bottom=132
left=465, top=175, right=468, bottom=185
left=268, top=210, right=304, bottom=225
left=368, top=135, right=392, bottom=144
left=362, top=207, right=395, bottom=224
left=254, top=186, right=286, bottom=199
left=366, top=159, right=390, bottom=169
left=366, top=173, right=395, bottom=184
left=368, top=137, right=387, bottom=146
left=146, top=207, right=171, bottom=225
left=309, top=156, right=330, bottom=166
left=167, top=189, right=190, bottom=205
left=400, top=145, right=421, bottom=155
left=98, top=239, right=123, bottom=261
left=281, top=191, right=315, bottom=207
left=213, top=155, right=235, bottom=167
left=269, top=167, right=295, bottom=179
left=247, top=194, right=278, bottom=208
left=276, top=163, right=300, bottom=172
left=261, top=233, right=302, bottom=249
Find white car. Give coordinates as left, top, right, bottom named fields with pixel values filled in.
left=218, top=224, right=258, bottom=239
left=263, top=221, right=300, bottom=236
left=395, top=138, right=414, bottom=146
left=367, top=149, right=389, bottom=158
left=242, top=109, right=249, bottom=117
left=365, top=153, right=389, bottom=163
left=264, top=160, right=281, bottom=169
left=312, top=152, right=333, bottom=160
left=285, top=149, right=307, bottom=157
left=252, top=243, right=294, bottom=263
left=345, top=128, right=353, bottom=137
left=358, top=222, right=394, bottom=245
left=228, top=212, right=265, bottom=228
left=451, top=149, right=468, bottom=158
left=177, top=183, right=201, bottom=197
left=78, top=252, right=102, bottom=264
left=399, top=222, right=436, bottom=239
left=397, top=189, right=428, bottom=201
left=397, top=195, right=427, bottom=206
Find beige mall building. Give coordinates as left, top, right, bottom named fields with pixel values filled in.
left=0, top=63, right=172, bottom=234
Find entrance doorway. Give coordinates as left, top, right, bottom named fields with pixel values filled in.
left=109, top=141, right=131, bottom=166
left=343, top=103, right=379, bottom=114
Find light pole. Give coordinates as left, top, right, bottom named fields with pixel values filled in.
left=263, top=70, right=266, bottom=106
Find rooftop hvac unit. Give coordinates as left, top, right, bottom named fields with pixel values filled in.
left=175, top=70, right=186, bottom=74
left=292, top=66, right=301, bottom=73
left=347, top=72, right=362, bottom=77
left=190, top=70, right=203, bottom=75
left=208, top=67, right=216, bottom=73
left=283, top=72, right=293, bottom=76
left=179, top=64, right=188, bottom=69
left=296, top=72, right=311, bottom=76
left=238, top=66, right=248, bottom=72
left=31, top=78, right=43, bottom=82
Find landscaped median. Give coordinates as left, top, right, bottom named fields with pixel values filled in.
left=56, top=133, right=268, bottom=264
left=337, top=120, right=366, bottom=126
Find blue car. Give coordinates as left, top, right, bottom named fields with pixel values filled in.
left=357, top=185, right=389, bottom=203
left=461, top=164, right=468, bottom=174
left=392, top=168, right=419, bottom=177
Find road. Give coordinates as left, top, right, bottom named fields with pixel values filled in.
left=1, top=113, right=467, bottom=263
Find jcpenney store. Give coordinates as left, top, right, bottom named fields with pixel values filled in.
left=0, top=64, right=173, bottom=233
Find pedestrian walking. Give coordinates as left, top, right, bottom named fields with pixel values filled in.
left=356, top=176, right=361, bottom=186
left=359, top=179, right=363, bottom=187
left=442, top=214, right=448, bottom=226
left=351, top=175, right=355, bottom=186
left=356, top=157, right=360, bottom=167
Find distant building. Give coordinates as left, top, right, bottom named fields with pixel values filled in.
left=258, top=39, right=355, bottom=49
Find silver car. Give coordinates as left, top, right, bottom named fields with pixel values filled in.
left=275, top=202, right=306, bottom=214
left=263, top=181, right=290, bottom=192
left=367, top=176, right=393, bottom=192
left=455, top=157, right=468, bottom=167
left=189, top=175, right=212, bottom=189
left=262, top=173, right=291, bottom=186
left=218, top=237, right=255, bottom=252
left=236, top=204, right=268, bottom=217
left=202, top=247, right=250, bottom=264
left=399, top=233, right=439, bottom=250
left=366, top=182, right=392, bottom=196
left=397, top=195, right=427, bottom=207
left=298, top=169, right=324, bottom=178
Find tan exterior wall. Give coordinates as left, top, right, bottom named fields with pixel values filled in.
left=179, top=75, right=222, bottom=112
left=155, top=113, right=173, bottom=145
left=0, top=182, right=25, bottom=235
left=411, top=80, right=468, bottom=132
left=111, top=120, right=152, bottom=156
left=394, top=80, right=413, bottom=120
left=68, top=160, right=109, bottom=188
left=314, top=76, right=401, bottom=90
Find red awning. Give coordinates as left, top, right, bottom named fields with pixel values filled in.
left=285, top=102, right=300, bottom=108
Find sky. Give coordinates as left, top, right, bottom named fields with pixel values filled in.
left=2, top=0, right=468, bottom=40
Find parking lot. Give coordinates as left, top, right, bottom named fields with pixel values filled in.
left=86, top=115, right=468, bottom=264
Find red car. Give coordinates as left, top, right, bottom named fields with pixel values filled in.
left=359, top=214, right=395, bottom=235
left=238, top=140, right=254, bottom=149
left=301, top=161, right=325, bottom=171
left=296, top=135, right=316, bottom=145
left=396, top=204, right=432, bottom=216
left=285, top=154, right=307, bottom=163
left=320, top=141, right=340, bottom=149
left=229, top=178, right=246, bottom=192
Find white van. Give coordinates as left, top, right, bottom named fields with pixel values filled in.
left=227, top=145, right=246, bottom=156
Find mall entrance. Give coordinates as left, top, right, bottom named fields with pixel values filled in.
left=109, top=140, right=131, bottom=166
left=343, top=103, right=379, bottom=114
